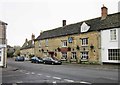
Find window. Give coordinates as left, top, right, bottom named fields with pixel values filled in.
left=81, top=52, right=88, bottom=60
left=71, top=52, right=77, bottom=59
left=81, top=38, right=88, bottom=46
left=110, top=29, right=117, bottom=41
left=39, top=40, right=41, bottom=47
left=62, top=40, right=67, bottom=47
left=61, top=52, right=67, bottom=60
left=108, top=49, right=120, bottom=60
left=45, top=39, right=48, bottom=46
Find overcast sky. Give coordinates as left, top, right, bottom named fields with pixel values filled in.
left=0, top=0, right=119, bottom=47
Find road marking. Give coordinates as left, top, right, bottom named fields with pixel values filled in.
left=80, top=81, right=91, bottom=84
left=53, top=81, right=57, bottom=84
left=16, top=81, right=23, bottom=83
left=31, top=72, right=35, bottom=74
left=25, top=72, right=30, bottom=74
left=46, top=75, right=51, bottom=78
left=64, top=79, right=74, bottom=82
left=53, top=77, right=61, bottom=80
left=38, top=73, right=42, bottom=76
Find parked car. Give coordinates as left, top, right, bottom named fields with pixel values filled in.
left=43, top=57, right=62, bottom=65
left=31, top=56, right=43, bottom=63
left=15, top=56, right=24, bottom=61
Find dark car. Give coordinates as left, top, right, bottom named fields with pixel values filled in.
left=31, top=56, right=43, bottom=63
left=43, top=57, right=62, bottom=65
left=15, top=56, right=24, bottom=61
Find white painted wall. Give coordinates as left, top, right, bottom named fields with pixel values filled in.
left=101, top=28, right=120, bottom=63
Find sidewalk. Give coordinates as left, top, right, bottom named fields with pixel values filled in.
left=62, top=62, right=119, bottom=71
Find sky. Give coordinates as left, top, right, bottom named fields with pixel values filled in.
left=0, top=0, right=119, bottom=47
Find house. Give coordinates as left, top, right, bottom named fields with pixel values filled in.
left=34, top=6, right=120, bottom=64
left=20, top=34, right=35, bottom=59
left=0, top=20, right=7, bottom=67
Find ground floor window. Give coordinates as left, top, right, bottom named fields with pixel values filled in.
left=108, top=49, right=120, bottom=60
left=71, top=52, right=77, bottom=59
left=81, top=52, right=88, bottom=61
left=61, top=52, right=67, bottom=60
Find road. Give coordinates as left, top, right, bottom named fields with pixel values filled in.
left=2, top=58, right=119, bottom=84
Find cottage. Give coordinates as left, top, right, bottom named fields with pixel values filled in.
left=20, top=34, right=35, bottom=59
left=34, top=6, right=120, bottom=64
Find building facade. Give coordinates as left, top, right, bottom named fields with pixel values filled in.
left=0, top=20, right=7, bottom=67
left=20, top=34, right=35, bottom=59
left=101, top=28, right=120, bottom=63
left=34, top=6, right=120, bottom=64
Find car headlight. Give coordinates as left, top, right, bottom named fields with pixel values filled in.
left=55, top=61, right=58, bottom=63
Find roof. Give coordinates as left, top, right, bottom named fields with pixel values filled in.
left=0, top=20, right=8, bottom=25
left=20, top=40, right=34, bottom=50
left=36, top=12, right=120, bottom=40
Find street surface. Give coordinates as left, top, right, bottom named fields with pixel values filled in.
left=2, top=58, right=119, bottom=84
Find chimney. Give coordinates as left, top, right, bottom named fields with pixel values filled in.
left=62, top=20, right=66, bottom=26
left=101, top=5, right=108, bottom=20
left=25, top=38, right=28, bottom=42
left=31, top=33, right=35, bottom=40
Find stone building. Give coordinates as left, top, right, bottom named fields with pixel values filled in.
left=34, top=6, right=120, bottom=64
left=20, top=34, right=35, bottom=59
left=0, top=20, right=7, bottom=67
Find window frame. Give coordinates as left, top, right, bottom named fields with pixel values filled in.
left=45, top=39, right=48, bottom=46
left=71, top=52, right=77, bottom=59
left=62, top=40, right=67, bottom=47
left=81, top=38, right=88, bottom=46
left=110, top=29, right=117, bottom=41
left=108, top=49, right=120, bottom=60
left=81, top=51, right=89, bottom=61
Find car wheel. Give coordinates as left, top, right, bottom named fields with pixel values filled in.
left=52, top=62, right=54, bottom=65
left=43, top=62, right=46, bottom=64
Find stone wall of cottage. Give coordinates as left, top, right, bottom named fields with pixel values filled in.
left=34, top=31, right=100, bottom=64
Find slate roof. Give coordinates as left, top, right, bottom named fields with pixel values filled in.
left=0, top=20, right=8, bottom=25
left=36, top=12, right=120, bottom=40
left=20, top=40, right=34, bottom=50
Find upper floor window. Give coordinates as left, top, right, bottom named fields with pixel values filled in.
left=110, top=29, right=117, bottom=41
left=62, top=40, right=67, bottom=47
left=39, top=40, right=41, bottom=47
left=81, top=38, right=88, bottom=46
left=45, top=39, right=48, bottom=46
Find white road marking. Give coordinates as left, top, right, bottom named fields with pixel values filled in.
left=46, top=75, right=51, bottom=78
left=31, top=72, right=35, bottom=74
left=53, top=81, right=57, bottom=84
left=16, top=81, right=23, bottom=83
left=64, top=79, right=74, bottom=82
left=25, top=72, right=30, bottom=74
left=80, top=81, right=91, bottom=84
left=38, top=73, right=42, bottom=76
left=53, top=77, right=61, bottom=80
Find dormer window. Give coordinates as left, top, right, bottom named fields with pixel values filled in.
left=81, top=22, right=90, bottom=33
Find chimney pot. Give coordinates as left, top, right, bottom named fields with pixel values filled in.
left=62, top=20, right=66, bottom=26
left=101, top=5, right=108, bottom=20
left=31, top=33, right=35, bottom=40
